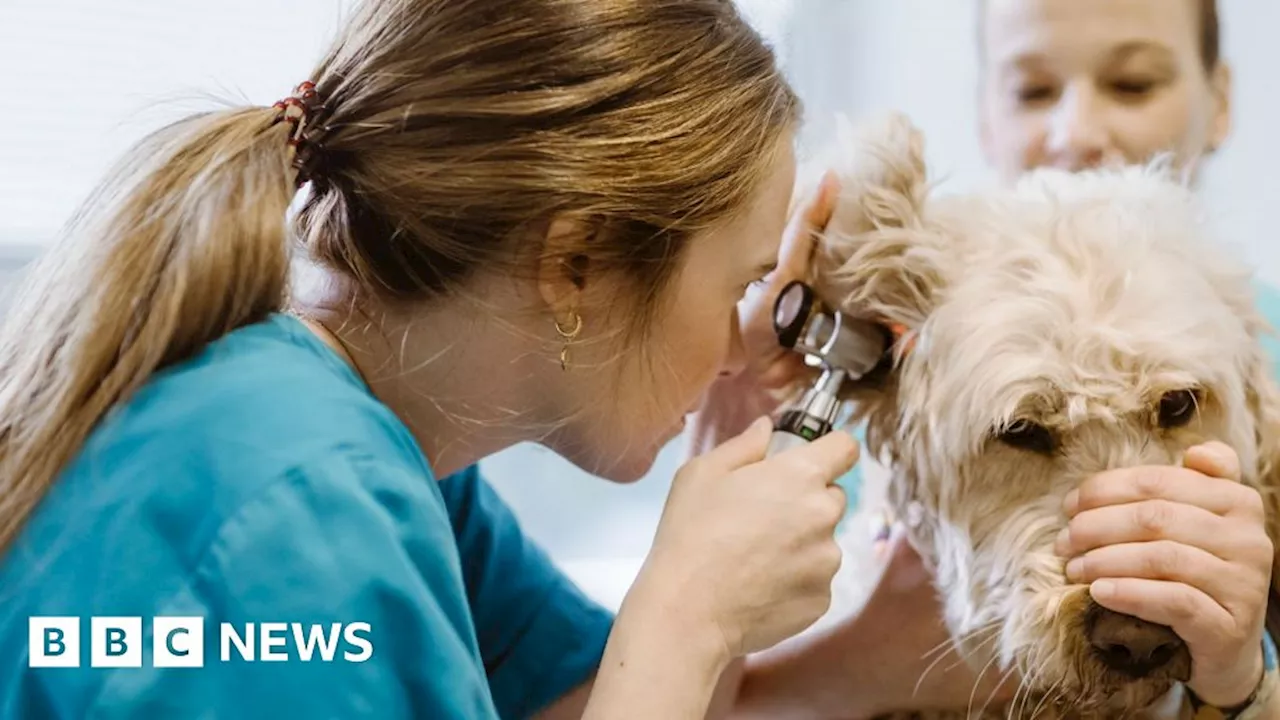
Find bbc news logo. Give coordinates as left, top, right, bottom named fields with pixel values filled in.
left=29, top=617, right=373, bottom=668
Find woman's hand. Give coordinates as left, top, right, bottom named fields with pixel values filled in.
left=637, top=415, right=859, bottom=657
left=584, top=417, right=859, bottom=720
left=1058, top=441, right=1275, bottom=707
left=688, top=172, right=840, bottom=455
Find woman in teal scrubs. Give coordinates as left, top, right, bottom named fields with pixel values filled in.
left=0, top=1, right=875, bottom=718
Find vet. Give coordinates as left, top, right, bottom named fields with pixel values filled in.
left=0, top=1, right=951, bottom=718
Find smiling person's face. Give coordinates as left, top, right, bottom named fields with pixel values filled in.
left=979, top=0, right=1231, bottom=183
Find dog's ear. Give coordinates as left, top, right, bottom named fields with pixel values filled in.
left=1240, top=352, right=1280, bottom=641
left=796, top=114, right=952, bottom=561
left=1220, top=283, right=1280, bottom=638
left=805, top=112, right=946, bottom=331
left=1240, top=331, right=1280, bottom=639
left=796, top=114, right=948, bottom=460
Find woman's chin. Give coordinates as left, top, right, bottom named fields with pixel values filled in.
left=591, top=416, right=688, bottom=484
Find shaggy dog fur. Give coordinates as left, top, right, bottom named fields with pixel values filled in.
left=799, top=114, right=1280, bottom=719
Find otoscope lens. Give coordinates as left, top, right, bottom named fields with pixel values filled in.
left=774, top=281, right=806, bottom=330
left=772, top=280, right=813, bottom=350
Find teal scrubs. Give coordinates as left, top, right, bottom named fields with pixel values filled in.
left=0, top=314, right=613, bottom=719
left=835, top=279, right=1280, bottom=513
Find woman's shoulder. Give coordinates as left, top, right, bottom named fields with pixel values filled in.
left=29, top=313, right=424, bottom=547
left=0, top=444, right=500, bottom=719
left=0, top=312, right=452, bottom=621
left=117, top=312, right=422, bottom=456
left=0, top=313, right=502, bottom=716
left=76, top=312, right=430, bottom=483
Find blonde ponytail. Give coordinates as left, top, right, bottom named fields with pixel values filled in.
left=0, top=105, right=299, bottom=553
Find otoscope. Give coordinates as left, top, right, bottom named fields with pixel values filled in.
left=765, top=280, right=894, bottom=456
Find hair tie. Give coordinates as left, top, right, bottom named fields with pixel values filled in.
left=271, top=81, right=327, bottom=187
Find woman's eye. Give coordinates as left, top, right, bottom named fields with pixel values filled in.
left=1015, top=84, right=1057, bottom=105
left=1110, top=77, right=1157, bottom=100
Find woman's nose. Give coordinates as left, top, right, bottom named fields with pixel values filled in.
left=1046, top=83, right=1114, bottom=172
left=720, top=309, right=749, bottom=377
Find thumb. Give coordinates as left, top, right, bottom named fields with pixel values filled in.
left=775, top=429, right=861, bottom=487
left=777, top=171, right=840, bottom=280
left=1183, top=441, right=1242, bottom=482
left=703, top=415, right=773, bottom=471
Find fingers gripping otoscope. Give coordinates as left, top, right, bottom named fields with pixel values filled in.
left=765, top=280, right=894, bottom=456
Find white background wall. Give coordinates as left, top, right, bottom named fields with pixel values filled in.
left=2, top=1, right=1278, bottom=609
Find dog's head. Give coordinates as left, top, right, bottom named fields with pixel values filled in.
left=809, top=113, right=1280, bottom=714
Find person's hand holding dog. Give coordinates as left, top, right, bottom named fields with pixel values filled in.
left=1058, top=441, right=1275, bottom=707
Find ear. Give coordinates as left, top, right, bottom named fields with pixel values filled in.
left=800, top=114, right=951, bottom=549
left=536, top=216, right=595, bottom=326
left=1204, top=61, right=1233, bottom=154
left=808, top=112, right=945, bottom=332
left=1228, top=287, right=1280, bottom=638
left=803, top=112, right=948, bottom=410
left=1242, top=363, right=1280, bottom=643
left=1182, top=222, right=1280, bottom=635
left=1240, top=332, right=1280, bottom=640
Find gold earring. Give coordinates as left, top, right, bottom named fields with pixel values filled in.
left=555, top=312, right=582, bottom=371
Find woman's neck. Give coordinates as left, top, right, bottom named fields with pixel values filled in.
left=292, top=268, right=558, bottom=479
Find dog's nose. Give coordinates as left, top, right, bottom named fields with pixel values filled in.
left=1087, top=607, right=1187, bottom=678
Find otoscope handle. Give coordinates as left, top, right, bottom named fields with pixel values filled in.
left=764, top=408, right=836, bottom=457
left=766, top=430, right=808, bottom=456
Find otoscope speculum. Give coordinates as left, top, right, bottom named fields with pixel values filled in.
left=765, top=280, right=892, bottom=455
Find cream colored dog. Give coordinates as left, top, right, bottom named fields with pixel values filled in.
left=801, top=114, right=1280, bottom=719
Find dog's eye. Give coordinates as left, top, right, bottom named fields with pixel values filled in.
left=1158, top=389, right=1199, bottom=429
left=998, top=418, right=1056, bottom=454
